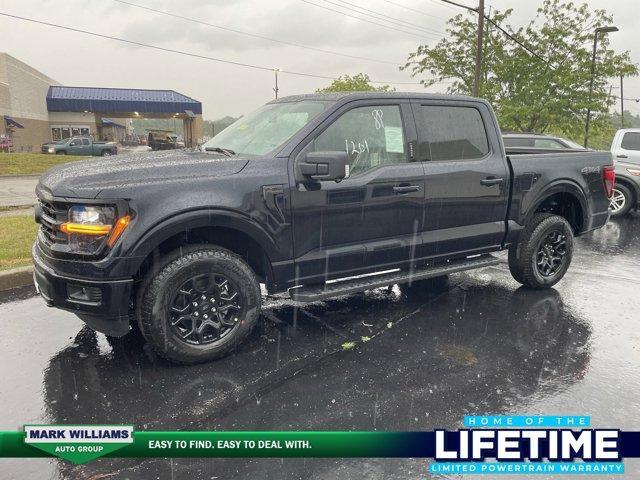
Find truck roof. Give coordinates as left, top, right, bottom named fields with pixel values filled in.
left=271, top=91, right=483, bottom=105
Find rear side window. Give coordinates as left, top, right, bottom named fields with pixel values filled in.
left=418, top=106, right=489, bottom=161
left=82, top=139, right=90, bottom=145
left=621, top=132, right=640, bottom=151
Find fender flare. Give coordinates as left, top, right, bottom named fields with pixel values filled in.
left=126, top=208, right=281, bottom=272
left=524, top=180, right=589, bottom=232
left=615, top=176, right=640, bottom=202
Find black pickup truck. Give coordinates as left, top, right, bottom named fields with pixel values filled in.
left=32, top=93, right=614, bottom=364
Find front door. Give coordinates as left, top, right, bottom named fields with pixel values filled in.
left=290, top=101, right=425, bottom=285
left=411, top=100, right=509, bottom=258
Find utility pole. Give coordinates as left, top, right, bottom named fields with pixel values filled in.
left=584, top=26, right=618, bottom=148
left=473, top=0, right=485, bottom=97
left=620, top=75, right=625, bottom=128
left=273, top=68, right=280, bottom=99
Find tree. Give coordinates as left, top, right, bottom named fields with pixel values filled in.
left=316, top=73, right=393, bottom=93
left=403, top=0, right=637, bottom=148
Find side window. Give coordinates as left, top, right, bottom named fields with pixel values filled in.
left=310, top=105, right=407, bottom=176
left=621, top=132, right=640, bottom=151
left=418, top=105, right=489, bottom=161
left=534, top=138, right=564, bottom=149
left=82, top=139, right=90, bottom=145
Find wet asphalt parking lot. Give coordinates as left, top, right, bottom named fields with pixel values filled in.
left=1, top=213, right=639, bottom=479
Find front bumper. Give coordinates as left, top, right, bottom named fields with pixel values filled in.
left=32, top=244, right=134, bottom=337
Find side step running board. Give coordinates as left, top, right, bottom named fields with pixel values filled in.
left=289, top=254, right=500, bottom=302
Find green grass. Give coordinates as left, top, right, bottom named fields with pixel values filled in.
left=0, top=215, right=38, bottom=270
left=0, top=153, right=88, bottom=175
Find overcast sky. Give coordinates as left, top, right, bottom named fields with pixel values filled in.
left=1, top=0, right=638, bottom=120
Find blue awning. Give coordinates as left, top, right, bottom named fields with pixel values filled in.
left=4, top=116, right=24, bottom=129
left=46, top=86, right=202, bottom=115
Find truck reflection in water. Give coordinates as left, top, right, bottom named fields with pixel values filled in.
left=43, top=281, right=591, bottom=477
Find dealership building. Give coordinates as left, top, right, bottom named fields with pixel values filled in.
left=0, top=52, right=203, bottom=151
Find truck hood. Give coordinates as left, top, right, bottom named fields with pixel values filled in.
left=37, top=149, right=250, bottom=199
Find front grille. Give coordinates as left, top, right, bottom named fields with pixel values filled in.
left=38, top=199, right=68, bottom=247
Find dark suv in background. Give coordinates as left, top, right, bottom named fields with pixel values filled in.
left=502, top=132, right=586, bottom=151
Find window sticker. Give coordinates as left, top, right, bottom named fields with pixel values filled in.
left=384, top=126, right=404, bottom=153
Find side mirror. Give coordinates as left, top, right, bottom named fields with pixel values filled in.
left=297, top=151, right=348, bottom=183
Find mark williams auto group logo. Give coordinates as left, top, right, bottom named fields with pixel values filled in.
left=430, top=415, right=624, bottom=475
left=24, top=425, right=133, bottom=464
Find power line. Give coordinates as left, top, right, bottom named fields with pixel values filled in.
left=484, top=17, right=547, bottom=64
left=429, top=0, right=460, bottom=10
left=0, top=11, right=428, bottom=85
left=439, top=0, right=549, bottom=65
left=300, top=0, right=440, bottom=40
left=378, top=0, right=449, bottom=21
left=436, top=0, right=472, bottom=11
left=330, top=0, right=447, bottom=36
left=112, top=0, right=401, bottom=66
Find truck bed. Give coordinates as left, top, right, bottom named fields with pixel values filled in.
left=506, top=150, right=612, bottom=237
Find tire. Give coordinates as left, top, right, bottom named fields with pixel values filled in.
left=609, top=184, right=633, bottom=217
left=135, top=245, right=261, bottom=364
left=102, top=150, right=113, bottom=157
left=56, top=151, right=66, bottom=155
left=508, top=213, right=574, bottom=289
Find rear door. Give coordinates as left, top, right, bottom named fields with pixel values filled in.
left=81, top=138, right=93, bottom=155
left=411, top=100, right=509, bottom=258
left=290, top=100, right=425, bottom=284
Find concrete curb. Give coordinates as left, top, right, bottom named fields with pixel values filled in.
left=0, top=174, right=41, bottom=179
left=0, top=265, right=34, bottom=291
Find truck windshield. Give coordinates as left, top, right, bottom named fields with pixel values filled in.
left=202, top=100, right=332, bottom=156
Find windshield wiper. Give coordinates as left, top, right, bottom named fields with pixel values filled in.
left=205, top=146, right=236, bottom=157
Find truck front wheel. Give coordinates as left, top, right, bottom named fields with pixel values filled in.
left=508, top=213, right=574, bottom=289
left=135, top=246, right=261, bottom=364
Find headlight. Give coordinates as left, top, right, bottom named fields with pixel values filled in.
left=627, top=168, right=640, bottom=177
left=48, top=147, right=55, bottom=153
left=60, top=205, right=131, bottom=254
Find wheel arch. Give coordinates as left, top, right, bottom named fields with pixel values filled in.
left=526, top=181, right=588, bottom=234
left=614, top=177, right=638, bottom=205
left=128, top=210, right=278, bottom=289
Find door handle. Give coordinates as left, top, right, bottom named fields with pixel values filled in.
left=616, top=154, right=628, bottom=159
left=393, top=185, right=421, bottom=194
left=480, top=177, right=504, bottom=186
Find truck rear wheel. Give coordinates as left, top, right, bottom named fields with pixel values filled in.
left=508, top=213, right=574, bottom=289
left=135, top=245, right=261, bottom=364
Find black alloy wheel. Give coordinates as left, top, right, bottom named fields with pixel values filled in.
left=535, top=230, right=567, bottom=277
left=136, top=246, right=262, bottom=364
left=508, top=213, right=574, bottom=289
left=169, top=273, right=243, bottom=346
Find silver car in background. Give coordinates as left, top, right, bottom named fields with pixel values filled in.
left=610, top=129, right=640, bottom=217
